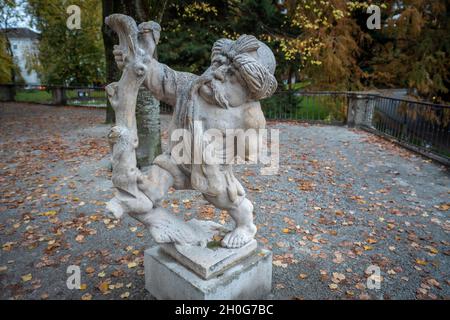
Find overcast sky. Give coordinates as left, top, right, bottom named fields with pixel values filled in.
left=5, top=1, right=38, bottom=32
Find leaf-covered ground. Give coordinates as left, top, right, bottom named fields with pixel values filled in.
left=0, top=102, right=449, bottom=300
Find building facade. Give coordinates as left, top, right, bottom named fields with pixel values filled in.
left=3, top=28, right=40, bottom=85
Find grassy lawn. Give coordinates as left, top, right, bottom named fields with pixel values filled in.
left=15, top=89, right=53, bottom=103
left=262, top=92, right=347, bottom=122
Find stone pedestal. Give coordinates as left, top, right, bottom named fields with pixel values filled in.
left=144, top=246, right=272, bottom=300
left=144, top=218, right=272, bottom=300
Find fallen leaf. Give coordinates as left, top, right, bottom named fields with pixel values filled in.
left=415, top=259, right=427, bottom=266
left=98, top=281, right=109, bottom=293
left=86, top=267, right=95, bottom=274
left=81, top=293, right=92, bottom=300
left=40, top=210, right=57, bottom=216
left=22, top=273, right=32, bottom=282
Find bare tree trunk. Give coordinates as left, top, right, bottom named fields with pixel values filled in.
left=136, top=86, right=161, bottom=167
left=102, top=0, right=119, bottom=124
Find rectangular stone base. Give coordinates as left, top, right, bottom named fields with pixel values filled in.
left=144, top=246, right=272, bottom=300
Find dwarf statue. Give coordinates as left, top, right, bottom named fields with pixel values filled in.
left=105, top=14, right=277, bottom=249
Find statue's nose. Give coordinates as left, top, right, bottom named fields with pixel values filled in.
left=213, top=67, right=225, bottom=82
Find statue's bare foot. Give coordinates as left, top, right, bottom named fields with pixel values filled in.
left=150, top=225, right=205, bottom=246
left=221, top=225, right=256, bottom=249
left=143, top=208, right=208, bottom=246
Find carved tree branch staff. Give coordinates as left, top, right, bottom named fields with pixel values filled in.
left=105, top=14, right=277, bottom=249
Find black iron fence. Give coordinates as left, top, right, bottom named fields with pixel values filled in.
left=366, top=95, right=450, bottom=161
left=1, top=84, right=449, bottom=164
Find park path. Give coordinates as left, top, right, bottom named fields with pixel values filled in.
left=0, top=102, right=449, bottom=300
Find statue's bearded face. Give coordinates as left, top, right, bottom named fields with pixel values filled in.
left=198, top=55, right=250, bottom=108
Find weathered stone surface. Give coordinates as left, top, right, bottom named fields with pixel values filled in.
left=160, top=219, right=258, bottom=279
left=347, top=92, right=380, bottom=128
left=145, top=246, right=272, bottom=300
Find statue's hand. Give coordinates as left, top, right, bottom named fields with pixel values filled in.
left=113, top=45, right=125, bottom=70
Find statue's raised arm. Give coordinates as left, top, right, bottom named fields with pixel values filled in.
left=109, top=14, right=184, bottom=107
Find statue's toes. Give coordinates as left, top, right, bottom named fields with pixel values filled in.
left=221, top=229, right=252, bottom=249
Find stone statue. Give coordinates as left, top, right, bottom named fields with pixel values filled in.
left=105, top=14, right=277, bottom=250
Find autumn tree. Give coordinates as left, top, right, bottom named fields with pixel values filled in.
left=0, top=0, right=25, bottom=85
left=26, top=0, right=105, bottom=86
left=368, top=0, right=450, bottom=102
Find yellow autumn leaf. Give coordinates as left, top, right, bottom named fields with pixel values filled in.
left=80, top=283, right=87, bottom=290
left=120, top=291, right=130, bottom=299
left=282, top=228, right=290, bottom=234
left=366, top=238, right=377, bottom=244
left=22, top=273, right=32, bottom=282
left=40, top=210, right=57, bottom=216
left=98, top=281, right=109, bottom=293
left=127, top=262, right=137, bottom=269
left=363, top=245, right=373, bottom=251
left=415, top=259, right=427, bottom=266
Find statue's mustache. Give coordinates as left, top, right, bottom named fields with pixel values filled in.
left=194, top=73, right=230, bottom=109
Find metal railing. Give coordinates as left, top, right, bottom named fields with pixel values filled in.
left=0, top=84, right=107, bottom=107
left=365, top=95, right=450, bottom=161
left=1, top=84, right=179, bottom=113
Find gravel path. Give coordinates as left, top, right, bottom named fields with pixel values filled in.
left=0, top=102, right=449, bottom=300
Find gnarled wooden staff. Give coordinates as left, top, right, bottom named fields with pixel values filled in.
left=105, top=14, right=153, bottom=218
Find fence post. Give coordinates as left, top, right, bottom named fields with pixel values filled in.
left=51, top=86, right=67, bottom=105
left=347, top=92, right=379, bottom=128
left=0, top=84, right=16, bottom=102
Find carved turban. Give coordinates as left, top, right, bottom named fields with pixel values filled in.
left=211, top=35, right=278, bottom=100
